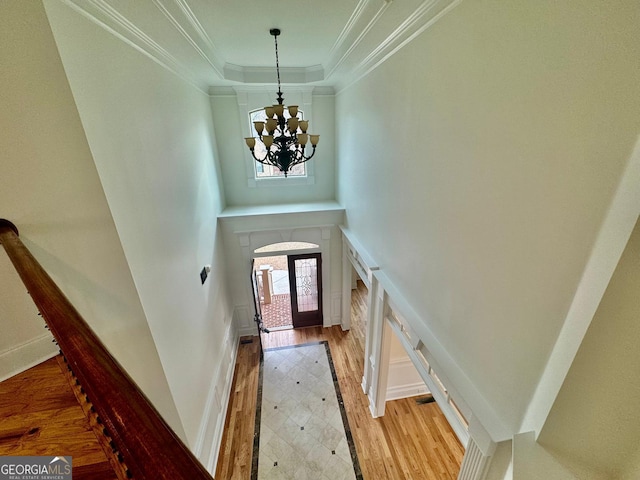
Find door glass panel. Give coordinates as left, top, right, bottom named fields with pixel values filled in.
left=294, top=258, right=318, bottom=312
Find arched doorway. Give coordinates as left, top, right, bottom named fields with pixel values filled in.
left=252, top=241, right=322, bottom=331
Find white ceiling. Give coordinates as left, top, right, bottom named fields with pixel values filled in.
left=60, top=0, right=460, bottom=91
left=188, top=0, right=361, bottom=67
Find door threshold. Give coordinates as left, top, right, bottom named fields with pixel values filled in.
left=268, top=325, right=293, bottom=332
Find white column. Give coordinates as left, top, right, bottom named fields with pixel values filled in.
left=361, top=274, right=376, bottom=394
left=367, top=282, right=390, bottom=418
left=321, top=227, right=331, bottom=328
left=260, top=265, right=272, bottom=304
left=458, top=416, right=497, bottom=480
left=458, top=439, right=492, bottom=480
left=341, top=238, right=352, bottom=331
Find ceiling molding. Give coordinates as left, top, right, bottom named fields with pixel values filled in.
left=58, top=0, right=208, bottom=92
left=354, top=0, right=454, bottom=76
left=338, top=0, right=463, bottom=92
left=327, top=0, right=372, bottom=60
left=223, top=64, right=325, bottom=84
left=55, top=0, right=463, bottom=92
left=231, top=85, right=316, bottom=96
left=324, top=0, right=392, bottom=80
left=171, top=0, right=218, bottom=55
left=311, top=86, right=336, bottom=96
left=209, top=85, right=334, bottom=97
left=151, top=0, right=223, bottom=77
left=209, top=86, right=237, bottom=96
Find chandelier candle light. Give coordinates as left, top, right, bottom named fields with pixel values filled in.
left=244, top=28, right=320, bottom=177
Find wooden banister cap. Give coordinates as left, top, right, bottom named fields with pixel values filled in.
left=0, top=219, right=19, bottom=236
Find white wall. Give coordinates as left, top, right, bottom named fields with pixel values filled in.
left=514, top=432, right=606, bottom=480
left=43, top=0, right=234, bottom=451
left=538, top=217, right=640, bottom=477
left=210, top=92, right=336, bottom=207
left=0, top=252, right=56, bottom=381
left=0, top=0, right=183, bottom=434
left=386, top=328, right=428, bottom=401
left=219, top=205, right=344, bottom=336
left=484, top=440, right=512, bottom=480
left=336, top=0, right=640, bottom=433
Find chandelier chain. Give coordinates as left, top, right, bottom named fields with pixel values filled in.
left=273, top=33, right=283, bottom=104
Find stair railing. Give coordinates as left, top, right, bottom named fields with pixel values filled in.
left=0, top=219, right=213, bottom=480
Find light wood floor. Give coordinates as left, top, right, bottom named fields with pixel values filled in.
left=216, top=281, right=464, bottom=479
left=0, top=356, right=118, bottom=480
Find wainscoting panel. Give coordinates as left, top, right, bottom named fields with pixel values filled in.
left=234, top=304, right=256, bottom=337
left=193, top=320, right=239, bottom=473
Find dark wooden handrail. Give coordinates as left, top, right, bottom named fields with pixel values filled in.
left=0, top=219, right=213, bottom=480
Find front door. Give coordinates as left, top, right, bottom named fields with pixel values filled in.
left=250, top=259, right=265, bottom=360
left=287, top=253, right=323, bottom=328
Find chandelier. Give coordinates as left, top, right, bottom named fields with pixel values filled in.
left=244, top=29, right=319, bottom=177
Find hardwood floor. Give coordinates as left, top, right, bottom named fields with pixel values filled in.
left=0, top=356, right=118, bottom=480
left=216, top=281, right=464, bottom=479
left=215, top=339, right=261, bottom=480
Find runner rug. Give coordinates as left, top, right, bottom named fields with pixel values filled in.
left=251, top=341, right=363, bottom=479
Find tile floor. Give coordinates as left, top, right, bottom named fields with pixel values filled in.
left=254, top=343, right=361, bottom=480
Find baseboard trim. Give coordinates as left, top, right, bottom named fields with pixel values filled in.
left=385, top=357, right=430, bottom=401
left=238, top=325, right=257, bottom=337
left=0, top=333, right=59, bottom=382
left=386, top=382, right=430, bottom=401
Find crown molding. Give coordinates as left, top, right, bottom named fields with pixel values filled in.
left=56, top=0, right=462, bottom=93
left=231, top=85, right=316, bottom=96
left=324, top=0, right=392, bottom=80
left=209, top=85, right=334, bottom=97
left=223, top=64, right=325, bottom=84
left=151, top=0, right=224, bottom=77
left=172, top=0, right=218, bottom=55
left=336, top=0, right=462, bottom=93
left=311, top=86, right=336, bottom=96
left=57, top=0, right=209, bottom=93
left=326, top=0, right=373, bottom=61
left=209, top=86, right=237, bottom=97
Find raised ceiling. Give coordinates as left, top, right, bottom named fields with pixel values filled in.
left=57, top=0, right=461, bottom=91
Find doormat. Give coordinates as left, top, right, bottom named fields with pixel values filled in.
left=251, top=341, right=362, bottom=479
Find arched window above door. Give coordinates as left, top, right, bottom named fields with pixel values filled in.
left=254, top=241, right=319, bottom=254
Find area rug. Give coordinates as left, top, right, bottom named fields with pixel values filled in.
left=251, top=341, right=363, bottom=479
